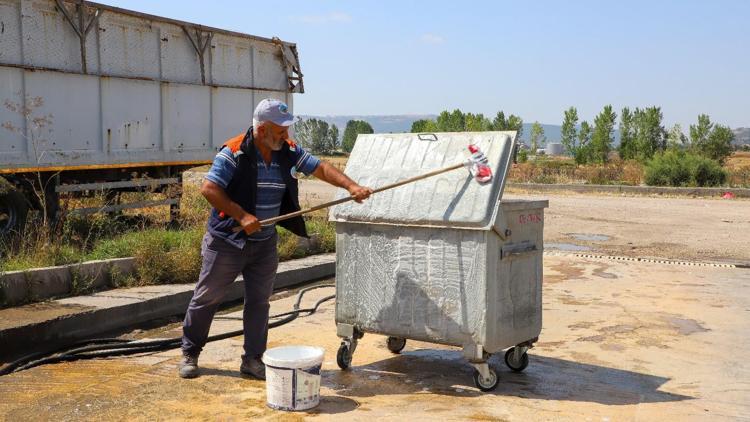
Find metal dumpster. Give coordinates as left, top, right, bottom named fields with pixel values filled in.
left=329, top=131, right=548, bottom=391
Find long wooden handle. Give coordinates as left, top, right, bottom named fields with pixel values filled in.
left=232, top=161, right=467, bottom=233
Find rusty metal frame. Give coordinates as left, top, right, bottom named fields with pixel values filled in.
left=272, top=37, right=304, bottom=93
left=55, top=177, right=179, bottom=193
left=54, top=0, right=101, bottom=74
left=182, top=26, right=213, bottom=85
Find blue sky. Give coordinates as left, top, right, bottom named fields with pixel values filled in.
left=98, top=1, right=749, bottom=129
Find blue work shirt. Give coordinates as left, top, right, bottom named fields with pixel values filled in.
left=205, top=144, right=321, bottom=241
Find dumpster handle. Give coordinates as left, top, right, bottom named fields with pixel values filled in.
left=417, top=133, right=438, bottom=141
left=500, top=243, right=537, bottom=259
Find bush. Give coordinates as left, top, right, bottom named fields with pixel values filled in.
left=644, top=151, right=727, bottom=187
left=517, top=149, right=528, bottom=163
left=129, top=227, right=204, bottom=286
left=728, top=166, right=750, bottom=187
left=621, top=160, right=644, bottom=185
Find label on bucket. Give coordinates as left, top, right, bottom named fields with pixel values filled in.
left=266, top=367, right=294, bottom=410
left=294, top=366, right=321, bottom=409
left=265, top=365, right=321, bottom=411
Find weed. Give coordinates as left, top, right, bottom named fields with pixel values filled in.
left=70, top=267, right=96, bottom=296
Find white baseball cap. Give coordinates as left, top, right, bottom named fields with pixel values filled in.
left=253, top=98, right=294, bottom=127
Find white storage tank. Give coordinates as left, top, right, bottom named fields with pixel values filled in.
left=546, top=142, right=564, bottom=156
left=329, top=131, right=548, bottom=391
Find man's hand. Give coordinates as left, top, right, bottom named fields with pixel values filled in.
left=347, top=184, right=373, bottom=203
left=239, top=213, right=261, bottom=235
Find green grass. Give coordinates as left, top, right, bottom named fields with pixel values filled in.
left=0, top=188, right=337, bottom=292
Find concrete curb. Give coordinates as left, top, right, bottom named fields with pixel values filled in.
left=0, top=253, right=335, bottom=360
left=0, top=258, right=137, bottom=307
left=507, top=183, right=750, bottom=198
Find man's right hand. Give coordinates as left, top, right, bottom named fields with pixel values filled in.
left=239, top=213, right=261, bottom=235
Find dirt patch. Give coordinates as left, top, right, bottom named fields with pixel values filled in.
left=578, top=335, right=606, bottom=343
left=468, top=412, right=510, bottom=421
left=600, top=324, right=639, bottom=335
left=600, top=343, right=626, bottom=352
left=559, top=295, right=590, bottom=306
left=544, top=261, right=585, bottom=284
left=568, top=321, right=598, bottom=330
left=535, top=341, right=566, bottom=349
left=592, top=263, right=618, bottom=279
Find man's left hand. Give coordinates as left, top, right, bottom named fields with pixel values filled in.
left=348, top=184, right=373, bottom=203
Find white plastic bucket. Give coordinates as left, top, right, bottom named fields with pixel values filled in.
left=262, top=345, right=325, bottom=411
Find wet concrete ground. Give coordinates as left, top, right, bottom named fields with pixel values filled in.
left=1, top=254, right=748, bottom=421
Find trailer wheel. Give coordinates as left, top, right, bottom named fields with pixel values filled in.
left=336, top=343, right=352, bottom=370
left=473, top=368, right=498, bottom=392
left=504, top=347, right=529, bottom=372
left=386, top=337, right=406, bottom=354
left=0, top=190, right=28, bottom=235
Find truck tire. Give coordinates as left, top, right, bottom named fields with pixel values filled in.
left=0, top=190, right=29, bottom=235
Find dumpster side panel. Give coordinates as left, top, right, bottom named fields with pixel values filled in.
left=335, top=223, right=488, bottom=347
left=484, top=201, right=546, bottom=352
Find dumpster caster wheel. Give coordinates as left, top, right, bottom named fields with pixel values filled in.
left=337, top=343, right=352, bottom=370
left=386, top=337, right=406, bottom=354
left=473, top=368, right=498, bottom=392
left=504, top=347, right=529, bottom=372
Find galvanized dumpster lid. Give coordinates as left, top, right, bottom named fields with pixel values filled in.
left=329, top=131, right=516, bottom=229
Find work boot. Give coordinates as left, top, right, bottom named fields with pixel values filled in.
left=179, top=353, right=200, bottom=379
left=240, top=356, right=266, bottom=380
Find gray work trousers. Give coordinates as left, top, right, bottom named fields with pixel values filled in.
left=181, top=231, right=278, bottom=359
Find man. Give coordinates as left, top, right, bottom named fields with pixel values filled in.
left=179, top=98, right=372, bottom=379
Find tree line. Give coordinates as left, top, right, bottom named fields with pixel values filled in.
left=410, top=109, right=524, bottom=138
left=292, top=118, right=373, bottom=155
left=561, top=105, right=735, bottom=165
left=411, top=106, right=736, bottom=166
left=294, top=107, right=736, bottom=167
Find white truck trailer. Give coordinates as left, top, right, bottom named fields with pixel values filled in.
left=0, top=0, right=303, bottom=233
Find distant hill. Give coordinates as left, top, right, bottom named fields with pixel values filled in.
left=734, top=128, right=750, bottom=146
left=299, top=115, right=436, bottom=137
left=302, top=114, right=571, bottom=145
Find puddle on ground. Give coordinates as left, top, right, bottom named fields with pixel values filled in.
left=664, top=316, right=709, bottom=335
left=568, top=233, right=611, bottom=242
left=545, top=243, right=592, bottom=252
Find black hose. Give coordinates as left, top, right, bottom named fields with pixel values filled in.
left=0, top=285, right=336, bottom=376
left=0, top=338, right=130, bottom=376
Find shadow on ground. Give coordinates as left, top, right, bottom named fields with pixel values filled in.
left=326, top=348, right=692, bottom=405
